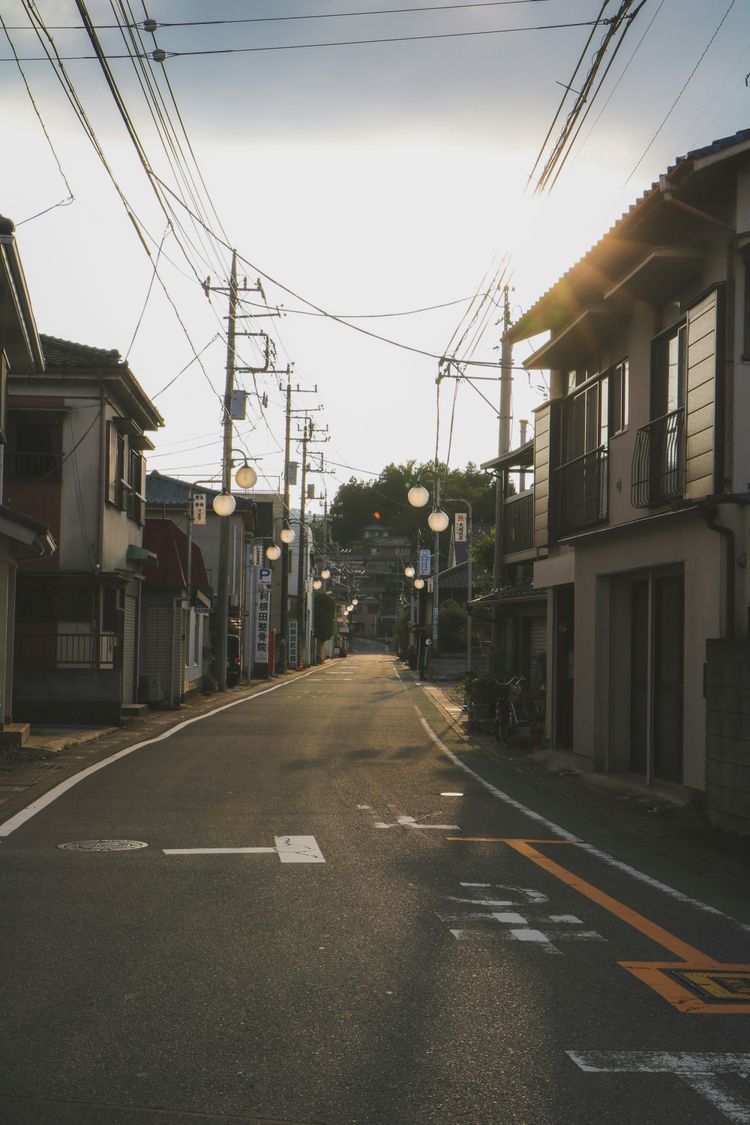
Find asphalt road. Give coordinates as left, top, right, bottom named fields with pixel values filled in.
left=1, top=652, right=749, bottom=1125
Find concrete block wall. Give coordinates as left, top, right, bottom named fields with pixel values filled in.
left=705, top=638, right=750, bottom=836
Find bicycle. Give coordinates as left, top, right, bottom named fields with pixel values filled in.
left=494, top=675, right=525, bottom=744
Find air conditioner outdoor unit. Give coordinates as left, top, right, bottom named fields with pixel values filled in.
left=139, top=673, right=163, bottom=703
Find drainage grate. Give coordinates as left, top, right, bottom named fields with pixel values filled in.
left=58, top=839, right=148, bottom=852
left=669, top=968, right=750, bottom=1002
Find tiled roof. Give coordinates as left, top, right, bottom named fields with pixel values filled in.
left=41, top=334, right=122, bottom=368
left=146, top=471, right=255, bottom=512
left=508, top=128, right=750, bottom=343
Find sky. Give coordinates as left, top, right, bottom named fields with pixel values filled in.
left=2, top=0, right=749, bottom=516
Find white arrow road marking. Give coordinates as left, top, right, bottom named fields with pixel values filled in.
left=568, top=1053, right=750, bottom=1124
left=163, top=836, right=325, bottom=864
left=275, top=835, right=326, bottom=863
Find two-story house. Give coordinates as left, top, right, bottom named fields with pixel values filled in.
left=146, top=472, right=258, bottom=680
left=4, top=336, right=163, bottom=724
left=0, top=216, right=55, bottom=738
left=507, top=129, right=750, bottom=800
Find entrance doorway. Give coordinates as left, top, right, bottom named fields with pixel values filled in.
left=626, top=568, right=684, bottom=783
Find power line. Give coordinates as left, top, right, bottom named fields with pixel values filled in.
left=1, top=18, right=615, bottom=61
left=0, top=12, right=75, bottom=220
left=625, top=0, right=738, bottom=185
left=0, top=1, right=564, bottom=31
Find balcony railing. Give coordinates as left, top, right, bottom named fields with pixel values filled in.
left=14, top=632, right=117, bottom=668
left=631, top=407, right=684, bottom=509
left=503, top=490, right=534, bottom=556
left=557, top=446, right=608, bottom=535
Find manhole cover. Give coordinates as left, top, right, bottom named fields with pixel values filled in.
left=669, top=968, right=750, bottom=1002
left=58, top=839, right=148, bottom=852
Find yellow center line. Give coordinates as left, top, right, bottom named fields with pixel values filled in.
left=501, top=838, right=717, bottom=966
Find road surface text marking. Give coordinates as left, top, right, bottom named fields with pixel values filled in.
left=568, top=1052, right=750, bottom=1124
left=449, top=837, right=750, bottom=1013
left=435, top=880, right=605, bottom=954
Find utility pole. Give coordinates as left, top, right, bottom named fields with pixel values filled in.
left=280, top=369, right=292, bottom=672
left=296, top=416, right=312, bottom=667
left=216, top=250, right=239, bottom=691
left=492, top=284, right=513, bottom=659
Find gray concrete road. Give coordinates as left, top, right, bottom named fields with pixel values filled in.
left=1, top=653, right=749, bottom=1124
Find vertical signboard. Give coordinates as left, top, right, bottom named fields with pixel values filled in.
left=254, top=567, right=272, bottom=667
left=192, top=493, right=206, bottom=526
left=419, top=548, right=432, bottom=576
left=454, top=512, right=467, bottom=542
left=288, top=619, right=298, bottom=669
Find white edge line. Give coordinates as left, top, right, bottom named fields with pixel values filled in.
left=0, top=668, right=325, bottom=839
left=163, top=847, right=277, bottom=855
left=407, top=683, right=750, bottom=932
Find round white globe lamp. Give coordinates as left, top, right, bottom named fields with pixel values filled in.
left=313, top=578, right=322, bottom=590
left=352, top=598, right=358, bottom=606
left=279, top=526, right=295, bottom=545
left=404, top=565, right=415, bottom=578
left=235, top=463, right=257, bottom=489
left=212, top=491, right=236, bottom=517
left=414, top=578, right=425, bottom=590
left=266, top=543, right=281, bottom=561
left=407, top=484, right=430, bottom=508
left=320, top=567, right=331, bottom=580
left=428, top=508, right=450, bottom=533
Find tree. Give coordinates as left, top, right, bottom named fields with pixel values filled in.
left=330, top=460, right=498, bottom=557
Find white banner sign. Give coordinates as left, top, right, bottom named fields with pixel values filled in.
left=192, top=493, right=206, bottom=526
left=254, top=581, right=272, bottom=663
left=288, top=619, right=298, bottom=668
left=419, top=548, right=432, bottom=576
left=454, top=512, right=467, bottom=542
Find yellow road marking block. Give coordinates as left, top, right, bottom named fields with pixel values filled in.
left=449, top=836, right=750, bottom=1014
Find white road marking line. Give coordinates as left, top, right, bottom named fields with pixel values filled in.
left=0, top=667, right=327, bottom=840
left=275, top=835, right=326, bottom=863
left=163, top=847, right=276, bottom=855
left=411, top=705, right=750, bottom=931
left=567, top=1052, right=750, bottom=1125
left=450, top=885, right=548, bottom=905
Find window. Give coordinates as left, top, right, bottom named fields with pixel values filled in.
left=128, top=448, right=146, bottom=524
left=6, top=414, right=62, bottom=480
left=562, top=377, right=603, bottom=462
left=651, top=322, right=686, bottom=418
left=107, top=421, right=126, bottom=507
left=609, top=359, right=629, bottom=436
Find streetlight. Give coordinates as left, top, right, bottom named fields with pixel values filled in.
left=212, top=490, right=236, bottom=517
left=414, top=577, right=425, bottom=590
left=313, top=578, right=322, bottom=590
left=279, top=525, right=296, bottom=545
left=266, top=542, right=281, bottom=561
left=235, top=462, right=258, bottom=489
left=404, top=564, right=415, bottom=578
left=408, top=483, right=430, bottom=508
left=427, top=508, right=449, bottom=533
left=320, top=566, right=331, bottom=580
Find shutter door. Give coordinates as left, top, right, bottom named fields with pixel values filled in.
left=122, top=594, right=137, bottom=703
left=530, top=617, right=546, bottom=656
left=684, top=289, right=718, bottom=500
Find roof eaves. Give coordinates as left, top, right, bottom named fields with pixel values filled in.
left=506, top=129, right=750, bottom=346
